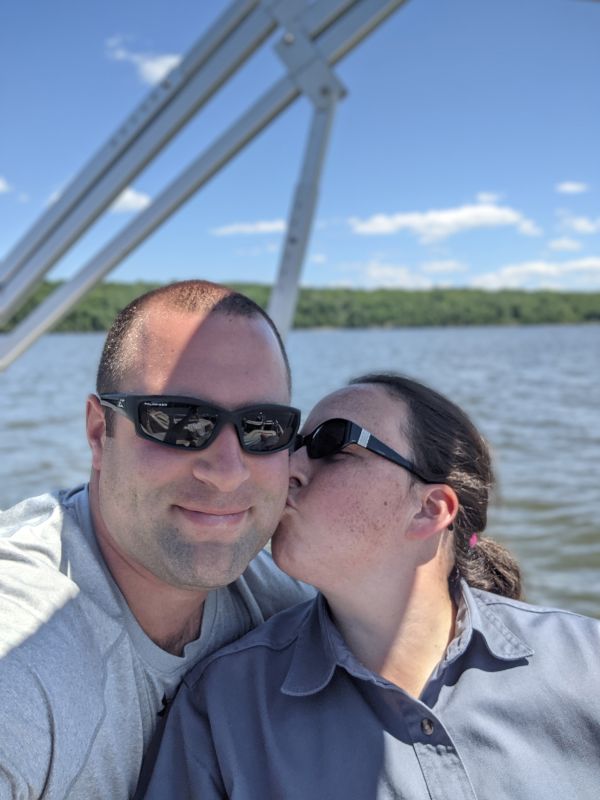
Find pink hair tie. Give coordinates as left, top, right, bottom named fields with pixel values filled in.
left=468, top=533, right=479, bottom=549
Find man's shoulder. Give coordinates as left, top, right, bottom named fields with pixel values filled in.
left=184, top=597, right=316, bottom=690
left=1, top=488, right=79, bottom=634
left=0, top=485, right=124, bottom=661
left=0, top=485, right=86, bottom=557
left=1, top=488, right=69, bottom=539
left=0, top=488, right=136, bottom=796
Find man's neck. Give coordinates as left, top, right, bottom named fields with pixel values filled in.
left=92, top=519, right=208, bottom=657
left=326, top=571, right=456, bottom=698
left=109, top=555, right=208, bottom=656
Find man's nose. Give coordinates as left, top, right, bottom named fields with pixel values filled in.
left=190, top=424, right=251, bottom=491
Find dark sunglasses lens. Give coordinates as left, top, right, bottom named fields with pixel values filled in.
left=308, top=419, right=348, bottom=458
left=139, top=403, right=217, bottom=449
left=240, top=409, right=299, bottom=452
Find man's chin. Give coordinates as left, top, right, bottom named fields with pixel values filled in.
left=166, top=537, right=264, bottom=590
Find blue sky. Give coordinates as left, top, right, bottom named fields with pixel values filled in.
left=1, top=0, right=599, bottom=291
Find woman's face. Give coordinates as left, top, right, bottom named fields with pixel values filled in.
left=272, top=384, right=425, bottom=593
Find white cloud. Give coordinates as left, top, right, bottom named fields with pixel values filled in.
left=563, top=216, right=600, bottom=235
left=548, top=237, right=582, bottom=252
left=555, top=181, right=589, bottom=195
left=0, top=176, right=12, bottom=193
left=46, top=187, right=63, bottom=206
left=517, top=219, right=542, bottom=237
left=473, top=257, right=600, bottom=289
left=476, top=191, right=501, bottom=204
left=571, top=256, right=600, bottom=271
left=310, top=253, right=327, bottom=264
left=106, top=36, right=182, bottom=86
left=234, top=242, right=279, bottom=257
left=360, top=259, right=432, bottom=288
left=348, top=203, right=542, bottom=243
left=138, top=54, right=181, bottom=86
left=421, top=259, right=468, bottom=274
left=110, top=186, right=152, bottom=213
left=211, top=220, right=286, bottom=236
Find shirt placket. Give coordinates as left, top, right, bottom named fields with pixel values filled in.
left=360, top=679, right=479, bottom=800
left=402, top=701, right=478, bottom=800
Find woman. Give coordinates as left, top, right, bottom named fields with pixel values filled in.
left=141, top=373, right=600, bottom=800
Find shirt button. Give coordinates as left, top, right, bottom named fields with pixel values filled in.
left=421, top=718, right=434, bottom=735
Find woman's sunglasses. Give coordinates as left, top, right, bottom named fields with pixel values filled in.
left=98, top=393, right=301, bottom=454
left=294, top=417, right=433, bottom=483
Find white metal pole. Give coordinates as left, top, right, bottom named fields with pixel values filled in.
left=267, top=96, right=339, bottom=340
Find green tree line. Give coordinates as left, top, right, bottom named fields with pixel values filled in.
left=1, top=281, right=599, bottom=333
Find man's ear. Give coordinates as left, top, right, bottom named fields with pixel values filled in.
left=86, top=394, right=107, bottom=471
left=406, top=484, right=459, bottom=541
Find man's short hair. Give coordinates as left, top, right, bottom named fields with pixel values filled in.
left=96, top=279, right=291, bottom=399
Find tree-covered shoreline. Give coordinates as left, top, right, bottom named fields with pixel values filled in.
left=2, top=281, right=599, bottom=333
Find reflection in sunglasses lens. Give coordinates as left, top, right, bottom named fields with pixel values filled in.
left=176, top=412, right=216, bottom=447
left=140, top=405, right=217, bottom=447
left=242, top=412, right=289, bottom=452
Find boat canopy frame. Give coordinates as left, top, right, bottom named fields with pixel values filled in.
left=0, top=0, right=407, bottom=371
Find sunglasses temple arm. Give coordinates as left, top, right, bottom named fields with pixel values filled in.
left=364, top=436, right=428, bottom=481
left=293, top=433, right=305, bottom=452
left=98, top=397, right=131, bottom=420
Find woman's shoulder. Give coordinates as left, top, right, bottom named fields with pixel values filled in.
left=183, top=596, right=318, bottom=691
left=470, top=585, right=600, bottom=648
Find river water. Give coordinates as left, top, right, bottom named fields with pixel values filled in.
left=1, top=325, right=599, bottom=616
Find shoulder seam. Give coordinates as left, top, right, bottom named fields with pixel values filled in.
left=185, top=604, right=314, bottom=689
left=475, top=590, right=592, bottom=620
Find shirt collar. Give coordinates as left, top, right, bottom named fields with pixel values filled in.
left=281, top=594, right=339, bottom=696
left=446, top=579, right=534, bottom=664
left=281, top=582, right=533, bottom=697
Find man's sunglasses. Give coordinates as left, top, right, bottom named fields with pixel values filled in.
left=98, top=393, right=301, bottom=454
left=294, top=418, right=433, bottom=483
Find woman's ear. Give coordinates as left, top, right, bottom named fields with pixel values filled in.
left=406, top=483, right=459, bottom=541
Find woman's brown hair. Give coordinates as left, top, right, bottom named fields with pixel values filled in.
left=350, top=372, right=523, bottom=599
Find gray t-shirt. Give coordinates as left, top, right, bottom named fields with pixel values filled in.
left=0, top=486, right=312, bottom=799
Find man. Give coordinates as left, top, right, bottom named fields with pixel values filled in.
left=0, top=280, right=312, bottom=799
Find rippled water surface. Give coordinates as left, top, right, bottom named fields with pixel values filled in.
left=1, top=325, right=599, bottom=616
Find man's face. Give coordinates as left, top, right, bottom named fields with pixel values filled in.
left=87, top=309, right=291, bottom=591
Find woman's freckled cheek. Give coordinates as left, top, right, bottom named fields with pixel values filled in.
left=337, top=496, right=368, bottom=536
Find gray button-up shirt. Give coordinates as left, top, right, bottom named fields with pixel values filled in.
left=141, top=582, right=600, bottom=799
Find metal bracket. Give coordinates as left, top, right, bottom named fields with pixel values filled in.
left=270, top=0, right=346, bottom=110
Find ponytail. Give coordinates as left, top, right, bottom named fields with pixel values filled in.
left=456, top=536, right=522, bottom=600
